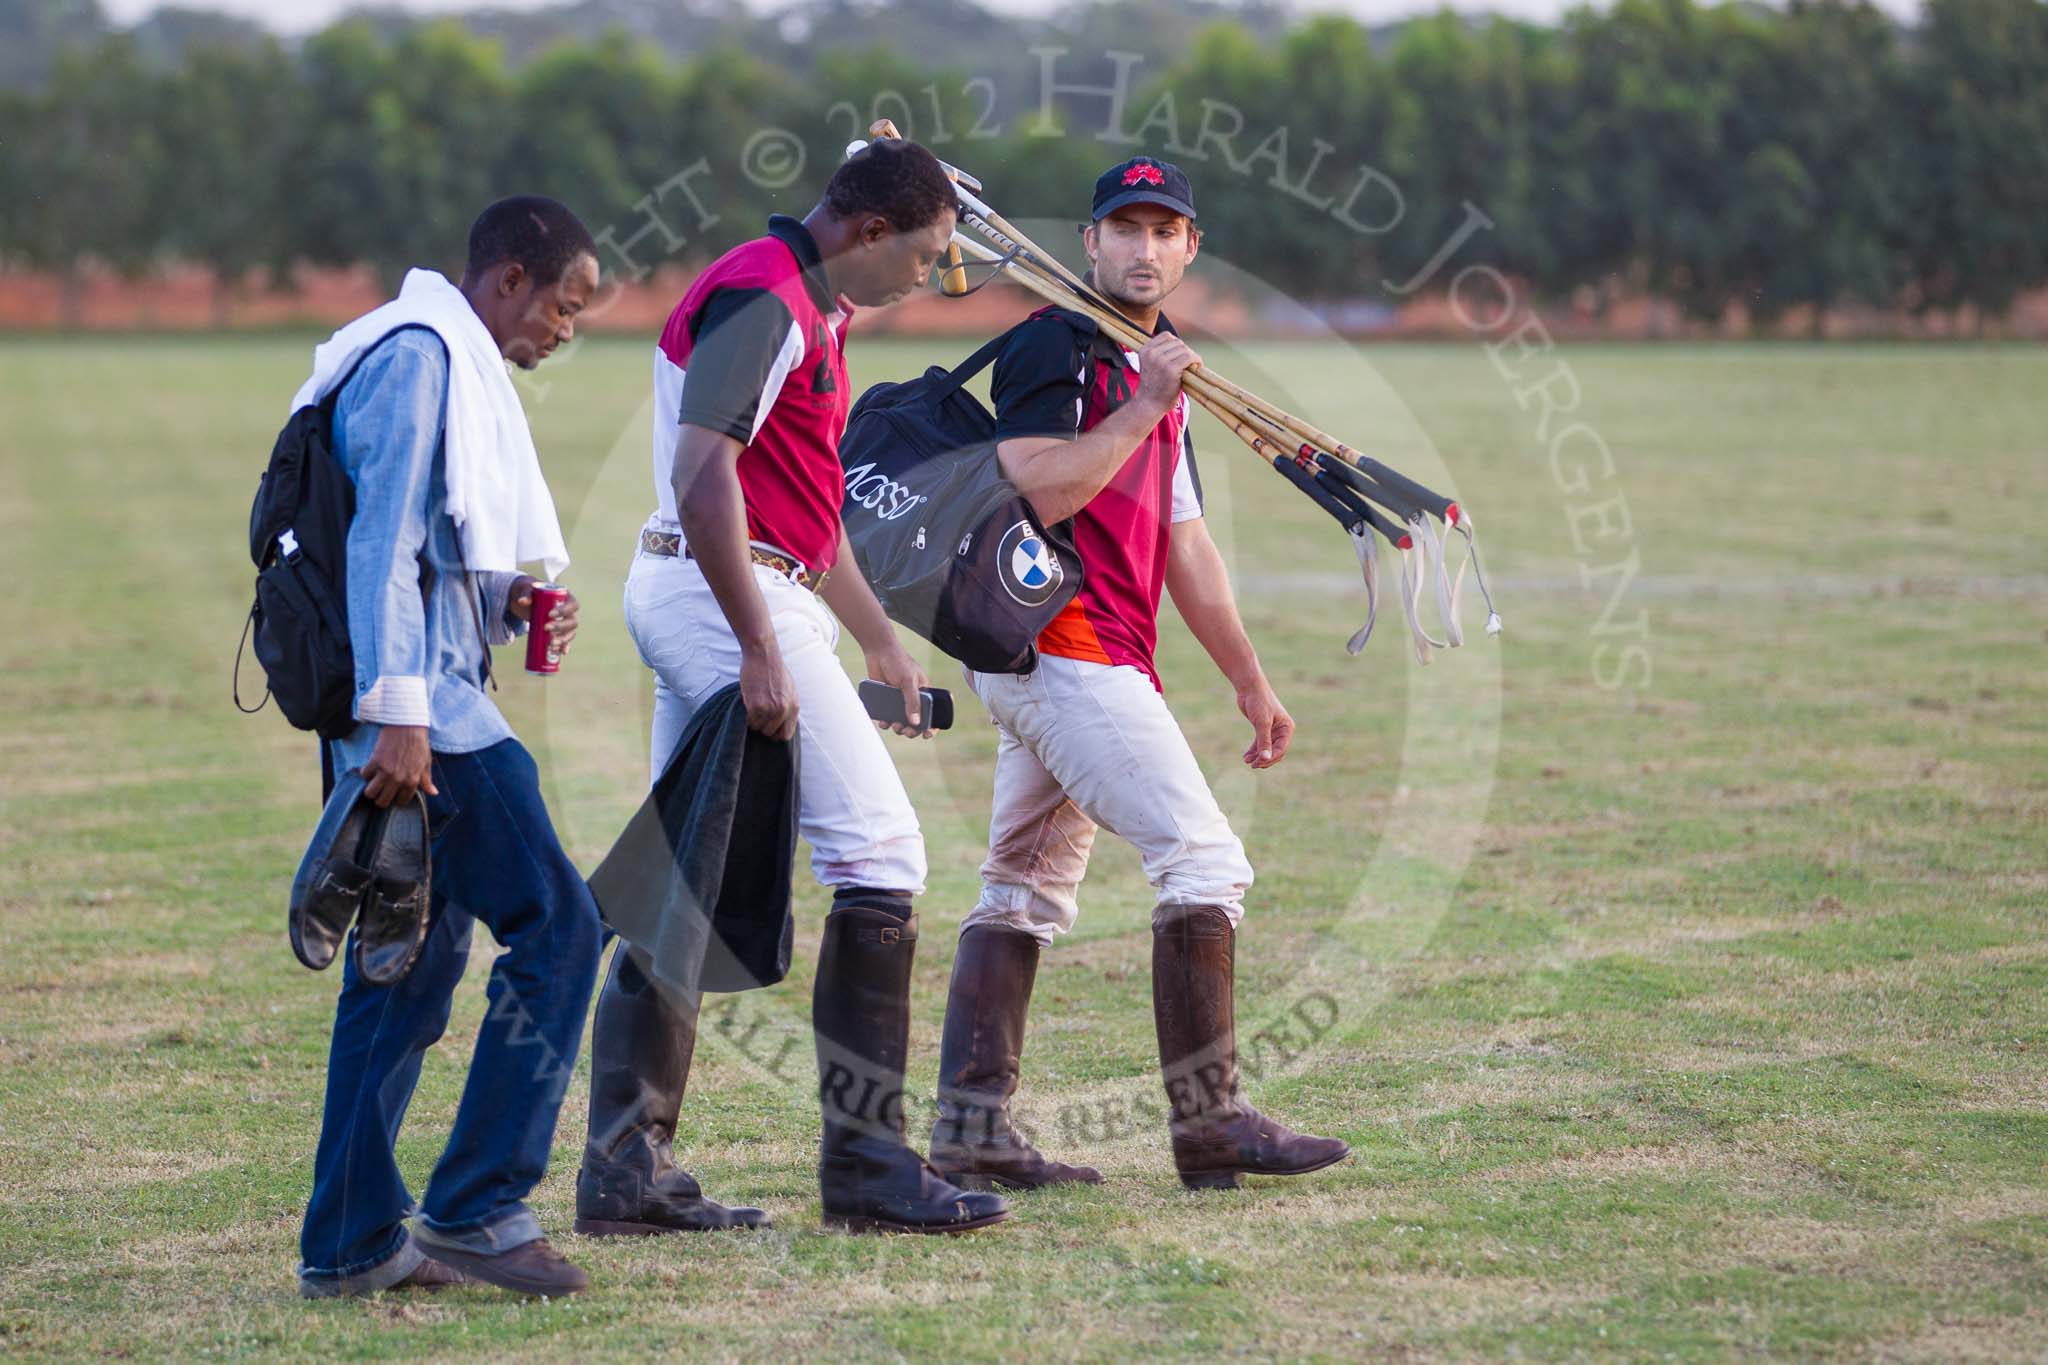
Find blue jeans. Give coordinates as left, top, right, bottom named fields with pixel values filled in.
left=297, top=739, right=602, bottom=1294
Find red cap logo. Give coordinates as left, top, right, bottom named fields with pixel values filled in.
left=1122, top=163, right=1166, bottom=187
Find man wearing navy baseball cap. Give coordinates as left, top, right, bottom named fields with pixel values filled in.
left=1091, top=153, right=1199, bottom=220
left=928, top=155, right=1350, bottom=1196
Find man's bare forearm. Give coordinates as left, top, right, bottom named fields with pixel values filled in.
left=998, top=396, right=1167, bottom=525
left=672, top=428, right=777, bottom=654
left=818, top=526, right=900, bottom=657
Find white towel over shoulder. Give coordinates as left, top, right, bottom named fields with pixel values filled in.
left=291, top=268, right=570, bottom=579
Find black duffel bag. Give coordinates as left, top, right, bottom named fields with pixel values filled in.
left=839, top=314, right=1100, bottom=675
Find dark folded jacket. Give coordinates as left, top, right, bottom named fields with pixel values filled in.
left=587, top=683, right=797, bottom=1000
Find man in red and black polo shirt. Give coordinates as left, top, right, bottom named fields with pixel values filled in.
left=929, top=156, right=1351, bottom=1193
left=579, top=140, right=1009, bottom=1236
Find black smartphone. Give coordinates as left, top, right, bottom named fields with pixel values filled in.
left=858, top=680, right=954, bottom=733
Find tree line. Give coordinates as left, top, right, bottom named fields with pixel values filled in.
left=1, top=0, right=2044, bottom=327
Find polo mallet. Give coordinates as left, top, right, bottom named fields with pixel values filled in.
left=849, top=124, right=1502, bottom=661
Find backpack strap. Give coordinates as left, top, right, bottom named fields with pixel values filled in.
left=925, top=329, right=1018, bottom=404
left=316, top=323, right=445, bottom=416
left=927, top=308, right=1102, bottom=406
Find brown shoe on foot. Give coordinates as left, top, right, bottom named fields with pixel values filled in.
left=416, top=1237, right=589, bottom=1297
left=391, top=1257, right=471, bottom=1291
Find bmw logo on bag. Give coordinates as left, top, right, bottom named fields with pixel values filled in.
left=996, top=519, right=1064, bottom=606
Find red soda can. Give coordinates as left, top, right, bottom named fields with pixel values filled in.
left=524, top=582, right=569, bottom=675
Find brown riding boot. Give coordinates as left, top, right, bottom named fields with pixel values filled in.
left=1152, top=904, right=1350, bottom=1190
left=929, top=924, right=1103, bottom=1191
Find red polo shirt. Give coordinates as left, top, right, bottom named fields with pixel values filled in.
left=651, top=215, right=851, bottom=575
left=990, top=306, right=1203, bottom=688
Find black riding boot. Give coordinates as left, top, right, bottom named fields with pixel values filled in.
left=814, top=901, right=1011, bottom=1233
left=575, top=945, right=771, bottom=1234
left=1153, top=904, right=1351, bottom=1190
left=929, top=924, right=1103, bottom=1190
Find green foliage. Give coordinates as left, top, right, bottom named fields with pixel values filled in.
left=1906, top=0, right=2048, bottom=318
left=10, top=37, right=162, bottom=285
left=3, top=0, right=2047, bottom=321
left=505, top=31, right=684, bottom=234
left=291, top=21, right=519, bottom=288
left=152, top=38, right=301, bottom=304
left=0, top=0, right=105, bottom=91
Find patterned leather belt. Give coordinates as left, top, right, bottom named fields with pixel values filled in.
left=640, top=528, right=826, bottom=592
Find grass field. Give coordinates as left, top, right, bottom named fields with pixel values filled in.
left=2, top=333, right=2044, bottom=1361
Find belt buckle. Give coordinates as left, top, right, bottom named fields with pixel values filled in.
left=756, top=547, right=803, bottom=587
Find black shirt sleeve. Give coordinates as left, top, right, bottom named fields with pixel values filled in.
left=677, top=286, right=797, bottom=442
left=990, top=313, right=1089, bottom=443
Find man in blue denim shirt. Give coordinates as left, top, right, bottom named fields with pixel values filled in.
left=297, top=197, right=605, bottom=1300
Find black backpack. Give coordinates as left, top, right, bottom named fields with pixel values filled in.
left=235, top=376, right=363, bottom=740
left=237, top=329, right=454, bottom=740
left=839, top=312, right=1107, bottom=675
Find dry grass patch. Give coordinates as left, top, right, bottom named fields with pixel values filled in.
left=1872, top=1309, right=2048, bottom=1363
left=1476, top=1140, right=1756, bottom=1185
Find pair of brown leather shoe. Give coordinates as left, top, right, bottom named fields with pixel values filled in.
left=409, top=1238, right=589, bottom=1298
left=298, top=1255, right=469, bottom=1299
left=392, top=1257, right=469, bottom=1291
left=290, top=769, right=431, bottom=986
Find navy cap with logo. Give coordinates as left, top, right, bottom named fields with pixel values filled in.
left=1091, top=156, right=1197, bottom=222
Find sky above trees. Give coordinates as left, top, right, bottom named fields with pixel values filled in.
left=98, top=0, right=1932, bottom=33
